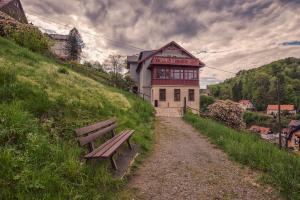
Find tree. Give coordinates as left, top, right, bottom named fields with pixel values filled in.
left=65, top=28, right=84, bottom=61
left=232, top=80, right=243, bottom=101
left=103, top=55, right=125, bottom=87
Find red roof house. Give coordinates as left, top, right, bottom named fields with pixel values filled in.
left=250, top=125, right=271, bottom=135
left=239, top=100, right=254, bottom=110
left=267, top=105, right=296, bottom=115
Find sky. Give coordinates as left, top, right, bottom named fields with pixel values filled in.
left=21, top=0, right=300, bottom=88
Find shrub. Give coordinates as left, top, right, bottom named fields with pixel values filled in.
left=243, top=111, right=270, bottom=125
left=200, top=95, right=215, bottom=112
left=58, top=67, right=69, bottom=74
left=4, top=25, right=51, bottom=54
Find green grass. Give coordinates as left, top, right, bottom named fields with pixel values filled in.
left=0, top=37, right=155, bottom=199
left=184, top=112, right=300, bottom=200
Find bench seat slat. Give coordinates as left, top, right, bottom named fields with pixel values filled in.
left=90, top=130, right=133, bottom=158
left=85, top=130, right=134, bottom=159
left=84, top=131, right=127, bottom=158
left=79, top=123, right=117, bottom=146
left=75, top=118, right=116, bottom=136
left=101, top=130, right=134, bottom=158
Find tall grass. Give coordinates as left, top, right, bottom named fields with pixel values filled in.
left=184, top=112, right=300, bottom=200
left=0, top=37, right=155, bottom=199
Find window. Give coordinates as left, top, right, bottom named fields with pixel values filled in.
left=174, top=89, right=181, bottom=101
left=188, top=89, right=195, bottom=101
left=159, top=89, right=166, bottom=101
left=172, top=69, right=184, bottom=80
left=185, top=70, right=198, bottom=80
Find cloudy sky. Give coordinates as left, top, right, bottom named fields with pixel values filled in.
left=22, top=0, right=300, bottom=88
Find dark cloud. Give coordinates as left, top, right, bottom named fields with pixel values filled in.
left=84, top=1, right=108, bottom=23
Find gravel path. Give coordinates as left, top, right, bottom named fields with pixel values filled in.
left=128, top=117, right=280, bottom=200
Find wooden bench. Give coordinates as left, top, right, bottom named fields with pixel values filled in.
left=76, top=118, right=134, bottom=170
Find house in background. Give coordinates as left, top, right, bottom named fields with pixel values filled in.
left=0, top=0, right=27, bottom=23
left=250, top=125, right=272, bottom=135
left=47, top=34, right=69, bottom=60
left=286, top=120, right=300, bottom=151
left=239, top=100, right=254, bottom=110
left=267, top=105, right=296, bottom=116
left=47, top=28, right=83, bottom=61
left=127, top=41, right=205, bottom=116
left=200, top=88, right=211, bottom=96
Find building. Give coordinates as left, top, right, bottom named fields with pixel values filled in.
left=249, top=125, right=272, bottom=135
left=267, top=105, right=296, bottom=115
left=0, top=0, right=27, bottom=23
left=200, top=88, right=211, bottom=96
left=47, top=28, right=83, bottom=61
left=239, top=100, right=254, bottom=110
left=286, top=120, right=300, bottom=151
left=47, top=34, right=69, bottom=60
left=127, top=41, right=205, bottom=115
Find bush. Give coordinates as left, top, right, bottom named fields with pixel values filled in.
left=4, top=25, right=51, bottom=54
left=58, top=67, right=69, bottom=74
left=200, top=95, right=215, bottom=112
left=243, top=111, right=270, bottom=125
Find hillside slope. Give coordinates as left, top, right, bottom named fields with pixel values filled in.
left=0, top=37, right=154, bottom=199
left=209, top=58, right=300, bottom=110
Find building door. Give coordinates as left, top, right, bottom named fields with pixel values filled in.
left=154, top=100, right=158, bottom=107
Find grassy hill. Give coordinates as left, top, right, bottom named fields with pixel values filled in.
left=0, top=37, right=155, bottom=199
left=209, top=58, right=300, bottom=111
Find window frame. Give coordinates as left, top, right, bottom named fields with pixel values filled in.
left=188, top=89, right=195, bottom=101
left=159, top=89, right=166, bottom=101
left=174, top=89, right=181, bottom=101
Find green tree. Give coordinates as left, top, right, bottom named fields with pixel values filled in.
left=232, top=80, right=243, bottom=101
left=66, top=28, right=84, bottom=61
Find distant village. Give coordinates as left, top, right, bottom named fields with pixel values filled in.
left=201, top=89, right=300, bottom=154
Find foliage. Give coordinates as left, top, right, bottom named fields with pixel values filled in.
left=200, top=95, right=215, bottom=112
left=243, top=111, right=271, bottom=125
left=103, top=55, right=126, bottom=87
left=57, top=67, right=69, bottom=74
left=184, top=112, right=300, bottom=200
left=207, top=100, right=245, bottom=129
left=65, top=28, right=84, bottom=61
left=3, top=25, right=51, bottom=54
left=0, top=37, right=155, bottom=199
left=209, top=58, right=300, bottom=111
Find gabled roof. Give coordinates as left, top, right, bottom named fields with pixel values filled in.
left=136, top=41, right=205, bottom=72
left=0, top=0, right=13, bottom=8
left=289, top=120, right=300, bottom=127
left=239, top=100, right=252, bottom=105
left=47, top=34, right=68, bottom=40
left=250, top=125, right=271, bottom=134
left=138, top=41, right=202, bottom=64
left=267, top=105, right=295, bottom=111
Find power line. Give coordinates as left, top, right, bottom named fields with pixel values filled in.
left=27, top=11, right=238, bottom=75
left=202, top=66, right=236, bottom=74
left=27, top=11, right=145, bottom=51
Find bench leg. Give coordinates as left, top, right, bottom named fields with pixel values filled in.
left=127, top=138, right=133, bottom=150
left=110, top=153, right=118, bottom=170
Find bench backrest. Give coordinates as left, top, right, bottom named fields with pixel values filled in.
left=76, top=118, right=117, bottom=147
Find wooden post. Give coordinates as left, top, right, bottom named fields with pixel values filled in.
left=110, top=152, right=118, bottom=170
left=183, top=97, right=187, bottom=114
left=277, top=78, right=282, bottom=149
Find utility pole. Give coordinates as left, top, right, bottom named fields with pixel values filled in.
left=277, top=78, right=282, bottom=148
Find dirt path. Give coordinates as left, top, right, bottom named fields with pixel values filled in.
left=127, top=117, right=280, bottom=200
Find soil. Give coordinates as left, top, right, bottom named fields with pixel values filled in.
left=127, top=117, right=281, bottom=200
